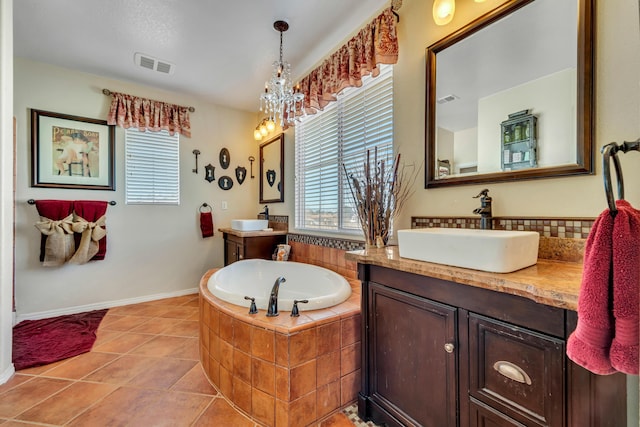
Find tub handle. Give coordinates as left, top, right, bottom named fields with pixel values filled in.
left=291, top=299, right=309, bottom=317
left=244, top=296, right=258, bottom=314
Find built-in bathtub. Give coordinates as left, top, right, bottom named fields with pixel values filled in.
left=199, top=261, right=362, bottom=427
left=208, top=259, right=352, bottom=311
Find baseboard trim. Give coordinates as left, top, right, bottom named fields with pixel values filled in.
left=0, top=364, right=15, bottom=385
left=15, top=288, right=199, bottom=323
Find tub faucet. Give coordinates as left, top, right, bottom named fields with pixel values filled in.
left=266, top=276, right=286, bottom=317
left=259, top=205, right=269, bottom=220
left=472, top=189, right=493, bottom=230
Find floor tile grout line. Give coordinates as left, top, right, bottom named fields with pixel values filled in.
left=8, top=376, right=78, bottom=424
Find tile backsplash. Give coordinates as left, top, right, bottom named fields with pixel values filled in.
left=411, top=216, right=594, bottom=239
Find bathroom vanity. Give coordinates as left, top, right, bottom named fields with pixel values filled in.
left=219, top=228, right=287, bottom=265
left=347, top=247, right=627, bottom=427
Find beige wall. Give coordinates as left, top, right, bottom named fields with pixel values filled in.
left=13, top=59, right=259, bottom=318
left=396, top=0, right=640, bottom=225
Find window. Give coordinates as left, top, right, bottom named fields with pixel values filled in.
left=295, top=64, right=393, bottom=233
left=125, top=129, right=180, bottom=205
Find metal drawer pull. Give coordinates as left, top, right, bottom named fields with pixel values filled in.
left=444, top=343, right=455, bottom=353
left=493, top=361, right=532, bottom=385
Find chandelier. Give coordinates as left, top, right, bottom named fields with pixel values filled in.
left=259, top=20, right=304, bottom=128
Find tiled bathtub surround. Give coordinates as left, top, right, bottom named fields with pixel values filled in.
left=411, top=216, right=593, bottom=263
left=199, top=270, right=362, bottom=427
left=286, top=234, right=362, bottom=280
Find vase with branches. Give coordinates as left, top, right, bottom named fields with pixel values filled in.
left=343, top=148, right=418, bottom=248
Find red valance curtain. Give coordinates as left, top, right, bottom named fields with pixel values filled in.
left=106, top=92, right=192, bottom=137
left=298, top=7, right=399, bottom=115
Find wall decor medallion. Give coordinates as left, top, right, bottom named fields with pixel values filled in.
left=219, top=148, right=230, bottom=169
left=218, top=176, right=234, bottom=190
left=31, top=109, right=115, bottom=190
left=266, top=169, right=276, bottom=187
left=235, top=166, right=247, bottom=185
left=204, top=164, right=216, bottom=183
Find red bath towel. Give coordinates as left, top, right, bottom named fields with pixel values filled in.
left=609, top=200, right=639, bottom=375
left=566, top=208, right=616, bottom=375
left=567, top=199, right=640, bottom=375
left=200, top=211, right=214, bottom=238
left=34, top=200, right=75, bottom=264
left=73, top=200, right=108, bottom=260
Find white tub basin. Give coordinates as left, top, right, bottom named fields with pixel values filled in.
left=208, top=259, right=352, bottom=311
left=397, top=228, right=540, bottom=273
left=231, top=219, right=269, bottom=231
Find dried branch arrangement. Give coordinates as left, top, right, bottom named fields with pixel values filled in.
left=343, top=148, right=418, bottom=248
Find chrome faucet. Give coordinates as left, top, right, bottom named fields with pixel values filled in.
left=266, top=276, right=286, bottom=317
left=472, top=189, right=493, bottom=230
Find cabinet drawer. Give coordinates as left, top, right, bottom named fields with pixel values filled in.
left=225, top=233, right=243, bottom=245
left=470, top=398, right=527, bottom=427
left=469, top=313, right=564, bottom=427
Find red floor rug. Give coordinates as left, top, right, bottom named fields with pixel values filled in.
left=12, top=309, right=108, bottom=370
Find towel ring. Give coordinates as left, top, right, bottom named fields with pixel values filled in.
left=601, top=142, right=624, bottom=215
left=199, top=203, right=212, bottom=213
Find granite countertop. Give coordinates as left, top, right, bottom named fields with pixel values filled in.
left=345, top=246, right=584, bottom=311
left=218, top=228, right=288, bottom=238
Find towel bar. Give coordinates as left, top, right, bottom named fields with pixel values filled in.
left=601, top=139, right=640, bottom=215
left=27, top=199, right=116, bottom=206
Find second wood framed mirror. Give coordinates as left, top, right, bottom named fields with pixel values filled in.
left=259, top=134, right=284, bottom=203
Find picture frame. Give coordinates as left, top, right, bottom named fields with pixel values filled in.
left=31, top=109, right=115, bottom=190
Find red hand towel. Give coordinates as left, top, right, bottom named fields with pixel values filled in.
left=34, top=200, right=74, bottom=262
left=566, top=208, right=616, bottom=375
left=609, top=200, right=639, bottom=375
left=200, top=211, right=214, bottom=238
left=73, top=201, right=108, bottom=260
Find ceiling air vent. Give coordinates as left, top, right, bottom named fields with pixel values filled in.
left=156, top=61, right=173, bottom=74
left=437, top=94, right=458, bottom=104
left=134, top=52, right=175, bottom=75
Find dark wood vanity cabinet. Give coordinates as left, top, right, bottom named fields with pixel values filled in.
left=222, top=232, right=286, bottom=266
left=358, top=264, right=627, bottom=427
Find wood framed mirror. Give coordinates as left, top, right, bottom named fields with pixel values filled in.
left=259, top=133, right=284, bottom=203
left=425, top=0, right=594, bottom=188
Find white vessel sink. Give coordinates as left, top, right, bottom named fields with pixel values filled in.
left=231, top=219, right=269, bottom=231
left=397, top=228, right=539, bottom=273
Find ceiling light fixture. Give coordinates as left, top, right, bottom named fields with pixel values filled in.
left=253, top=118, right=277, bottom=141
left=259, top=20, right=304, bottom=128
left=433, top=0, right=456, bottom=25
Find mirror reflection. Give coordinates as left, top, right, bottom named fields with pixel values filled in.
left=259, top=134, right=284, bottom=203
left=425, top=0, right=594, bottom=187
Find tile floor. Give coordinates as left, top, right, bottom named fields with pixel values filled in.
left=0, top=294, right=378, bottom=427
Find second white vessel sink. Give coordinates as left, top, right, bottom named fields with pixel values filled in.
left=397, top=228, right=540, bottom=273
left=231, top=219, right=269, bottom=231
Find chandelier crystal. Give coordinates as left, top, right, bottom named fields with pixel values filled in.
left=259, top=20, right=304, bottom=128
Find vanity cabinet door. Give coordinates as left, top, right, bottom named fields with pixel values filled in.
left=469, top=313, right=564, bottom=427
left=223, top=234, right=286, bottom=266
left=224, top=235, right=243, bottom=265
left=365, top=282, right=458, bottom=427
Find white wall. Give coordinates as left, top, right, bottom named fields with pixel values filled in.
left=477, top=68, right=576, bottom=172
left=13, top=59, right=258, bottom=318
left=453, top=127, right=478, bottom=173
left=0, top=0, right=15, bottom=383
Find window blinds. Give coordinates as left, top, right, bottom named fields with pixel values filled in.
left=125, top=129, right=180, bottom=205
left=295, top=64, right=393, bottom=232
